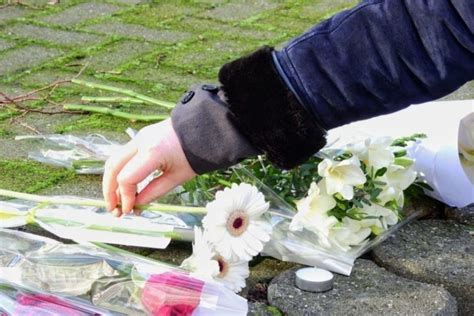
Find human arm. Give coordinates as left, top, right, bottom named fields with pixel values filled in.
left=103, top=0, right=474, bottom=214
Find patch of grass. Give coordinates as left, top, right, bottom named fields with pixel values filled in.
left=0, top=159, right=75, bottom=193
left=54, top=113, right=149, bottom=133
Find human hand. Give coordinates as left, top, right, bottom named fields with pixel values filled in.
left=102, top=118, right=195, bottom=216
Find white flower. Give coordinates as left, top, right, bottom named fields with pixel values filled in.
left=180, top=227, right=219, bottom=280
left=329, top=217, right=372, bottom=252
left=318, top=156, right=366, bottom=200
left=359, top=203, right=399, bottom=231
left=202, top=183, right=271, bottom=261
left=290, top=181, right=338, bottom=248
left=348, top=137, right=395, bottom=170
left=213, top=255, right=249, bottom=293
left=377, top=163, right=417, bottom=207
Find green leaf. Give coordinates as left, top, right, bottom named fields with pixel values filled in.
left=394, top=150, right=407, bottom=158
left=375, top=167, right=387, bottom=178
left=370, top=187, right=383, bottom=200
left=394, top=157, right=414, bottom=167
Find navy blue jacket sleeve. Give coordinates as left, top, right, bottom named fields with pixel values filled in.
left=175, top=0, right=474, bottom=172
left=274, top=0, right=474, bottom=130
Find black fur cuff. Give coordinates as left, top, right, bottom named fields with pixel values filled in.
left=219, top=46, right=327, bottom=169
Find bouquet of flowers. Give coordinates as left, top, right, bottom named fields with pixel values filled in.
left=0, top=228, right=248, bottom=315
left=0, top=135, right=423, bottom=278
left=231, top=136, right=423, bottom=275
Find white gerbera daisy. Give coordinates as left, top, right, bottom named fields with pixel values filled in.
left=202, top=183, right=271, bottom=261
left=213, top=255, right=249, bottom=293
left=180, top=227, right=219, bottom=280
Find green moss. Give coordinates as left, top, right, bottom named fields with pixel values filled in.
left=0, top=127, right=11, bottom=137
left=54, top=113, right=149, bottom=133
left=266, top=306, right=283, bottom=316
left=116, top=3, right=201, bottom=28
left=0, top=159, right=75, bottom=193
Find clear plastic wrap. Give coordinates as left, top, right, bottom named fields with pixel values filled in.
left=0, top=280, right=113, bottom=315
left=15, top=133, right=124, bottom=174
left=233, top=166, right=423, bottom=276
left=0, top=195, right=199, bottom=248
left=0, top=228, right=248, bottom=315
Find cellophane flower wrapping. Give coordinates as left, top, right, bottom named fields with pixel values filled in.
left=0, top=280, right=110, bottom=316
left=0, top=228, right=248, bottom=315
left=233, top=142, right=424, bottom=276
left=15, top=133, right=124, bottom=174
left=0, top=196, right=201, bottom=248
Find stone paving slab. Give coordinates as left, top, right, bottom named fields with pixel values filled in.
left=5, top=24, right=103, bottom=47
left=0, top=6, right=28, bottom=23
left=201, top=1, right=278, bottom=22
left=85, top=22, right=192, bottom=43
left=0, top=45, right=61, bottom=76
left=445, top=204, right=474, bottom=225
left=279, top=0, right=358, bottom=21
left=168, top=17, right=280, bottom=42
left=268, top=259, right=457, bottom=315
left=372, top=220, right=474, bottom=315
left=41, top=2, right=122, bottom=26
left=84, top=40, right=155, bottom=72
left=0, top=38, right=14, bottom=52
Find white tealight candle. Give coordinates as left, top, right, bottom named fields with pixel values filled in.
left=295, top=267, right=334, bottom=292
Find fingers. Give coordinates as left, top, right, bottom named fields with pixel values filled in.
left=116, top=151, right=163, bottom=214
left=135, top=172, right=190, bottom=206
left=103, top=143, right=137, bottom=211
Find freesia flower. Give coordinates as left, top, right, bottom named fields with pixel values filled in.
left=359, top=203, right=399, bottom=231
left=180, top=227, right=219, bottom=280
left=329, top=217, right=372, bottom=252
left=377, top=163, right=417, bottom=207
left=348, top=137, right=395, bottom=170
left=202, top=183, right=271, bottom=261
left=318, top=156, right=366, bottom=200
left=213, top=255, right=249, bottom=293
left=290, top=181, right=338, bottom=248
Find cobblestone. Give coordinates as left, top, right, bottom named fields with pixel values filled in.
left=41, top=3, right=122, bottom=26
left=0, top=39, right=14, bottom=52
left=0, top=6, right=27, bottom=23
left=84, top=40, right=155, bottom=72
left=85, top=22, right=191, bottom=43
left=0, top=46, right=61, bottom=76
left=5, top=24, right=102, bottom=47
left=202, top=1, right=278, bottom=22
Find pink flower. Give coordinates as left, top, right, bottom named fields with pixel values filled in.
left=15, top=294, right=90, bottom=316
left=141, top=272, right=204, bottom=316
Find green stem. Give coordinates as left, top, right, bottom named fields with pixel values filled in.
left=64, top=104, right=169, bottom=122
left=71, top=79, right=174, bottom=109
left=0, top=189, right=207, bottom=215
left=81, top=96, right=146, bottom=104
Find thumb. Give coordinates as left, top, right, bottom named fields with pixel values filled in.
left=135, top=172, right=191, bottom=206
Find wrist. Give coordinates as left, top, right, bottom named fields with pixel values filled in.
left=171, top=84, right=260, bottom=174
left=218, top=46, right=327, bottom=169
